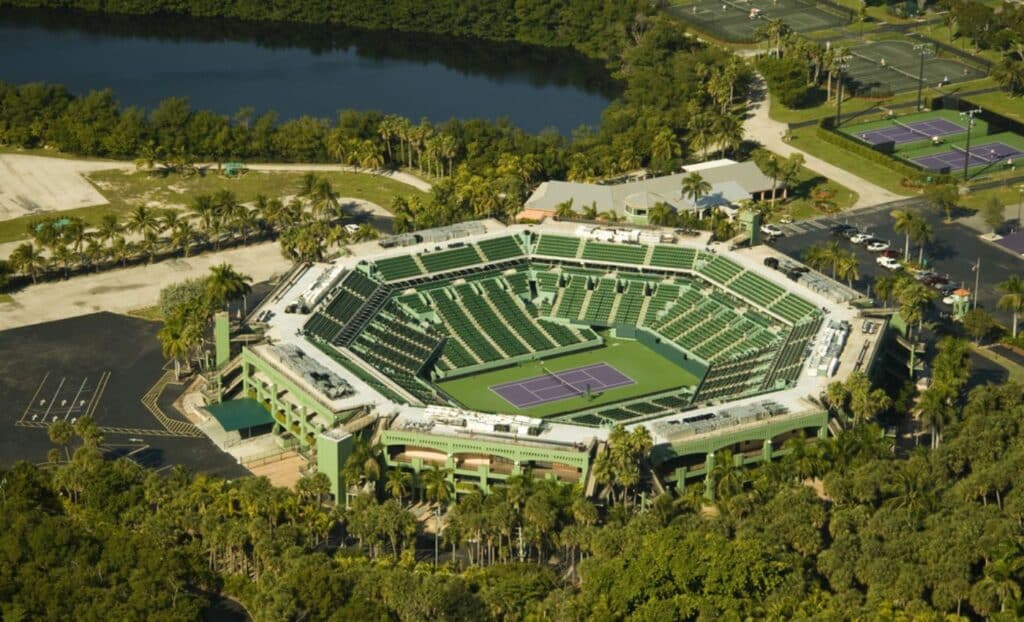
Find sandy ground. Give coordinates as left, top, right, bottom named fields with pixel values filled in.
left=247, top=452, right=308, bottom=489
left=0, top=240, right=291, bottom=330
left=0, top=154, right=131, bottom=220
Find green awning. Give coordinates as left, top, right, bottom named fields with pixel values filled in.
left=205, top=399, right=274, bottom=432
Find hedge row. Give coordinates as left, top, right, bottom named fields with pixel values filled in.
left=816, top=119, right=925, bottom=182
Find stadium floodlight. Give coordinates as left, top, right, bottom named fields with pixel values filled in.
left=913, top=43, right=934, bottom=112
left=959, top=108, right=983, bottom=180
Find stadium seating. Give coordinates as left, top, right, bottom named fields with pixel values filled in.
left=581, top=241, right=646, bottom=265
left=420, top=246, right=484, bottom=274
left=582, top=279, right=618, bottom=324
left=610, top=281, right=646, bottom=326
left=535, top=234, right=582, bottom=258
left=770, top=293, right=819, bottom=324
left=477, top=236, right=524, bottom=262
left=376, top=255, right=424, bottom=281
left=698, top=255, right=744, bottom=285
left=649, top=245, right=696, bottom=270
left=729, top=271, right=785, bottom=309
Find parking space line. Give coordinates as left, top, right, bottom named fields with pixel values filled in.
left=42, top=377, right=66, bottom=422
left=83, top=371, right=110, bottom=421
left=64, top=377, right=89, bottom=422
left=19, top=371, right=50, bottom=423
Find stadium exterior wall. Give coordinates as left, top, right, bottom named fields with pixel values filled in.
left=379, top=429, right=594, bottom=494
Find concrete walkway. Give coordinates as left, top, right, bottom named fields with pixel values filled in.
left=743, top=77, right=906, bottom=209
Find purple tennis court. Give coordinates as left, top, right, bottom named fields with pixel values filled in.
left=912, top=142, right=1023, bottom=172
left=490, top=363, right=635, bottom=409
left=857, top=118, right=965, bottom=146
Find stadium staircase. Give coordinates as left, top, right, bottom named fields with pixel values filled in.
left=336, top=283, right=393, bottom=346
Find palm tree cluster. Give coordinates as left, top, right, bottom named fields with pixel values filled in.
left=890, top=208, right=934, bottom=263
left=804, top=241, right=861, bottom=287
left=157, top=263, right=252, bottom=379
left=592, top=425, right=653, bottom=506
left=5, top=175, right=378, bottom=288
left=996, top=274, right=1024, bottom=339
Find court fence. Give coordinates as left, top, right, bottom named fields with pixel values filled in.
left=816, top=116, right=932, bottom=183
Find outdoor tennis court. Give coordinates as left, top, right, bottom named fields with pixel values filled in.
left=491, top=363, right=635, bottom=409
left=856, top=118, right=965, bottom=146
left=666, top=0, right=849, bottom=42
left=910, top=141, right=1024, bottom=173
left=845, top=40, right=985, bottom=96
left=438, top=336, right=701, bottom=417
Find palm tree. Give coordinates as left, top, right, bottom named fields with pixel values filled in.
left=128, top=205, right=160, bottom=237
left=711, top=113, right=744, bottom=158
left=647, top=202, right=674, bottom=227
left=711, top=449, right=747, bottom=502
left=554, top=200, right=576, bottom=220
left=232, top=206, right=260, bottom=244
left=9, top=242, right=47, bottom=284
left=681, top=173, right=712, bottom=209
left=896, top=279, right=937, bottom=336
left=48, top=421, right=74, bottom=462
left=805, top=241, right=842, bottom=279
left=159, top=315, right=195, bottom=380
left=206, top=263, right=252, bottom=311
left=171, top=221, right=197, bottom=257
left=891, top=209, right=917, bottom=261
left=581, top=202, right=599, bottom=221
left=996, top=275, right=1024, bottom=338
left=110, top=235, right=131, bottom=268
left=384, top=468, right=412, bottom=504
left=909, top=218, right=934, bottom=264
left=139, top=230, right=161, bottom=264
left=917, top=386, right=956, bottom=449
left=51, top=242, right=75, bottom=279
left=421, top=465, right=453, bottom=565
left=835, top=250, right=860, bottom=287
left=97, top=213, right=122, bottom=247
left=754, top=151, right=783, bottom=207
left=350, top=223, right=378, bottom=243
left=974, top=555, right=1024, bottom=614
left=83, top=237, right=105, bottom=272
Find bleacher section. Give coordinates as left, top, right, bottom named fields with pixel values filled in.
left=304, top=270, right=381, bottom=343
left=697, top=255, right=743, bottom=285
left=477, top=236, right=524, bottom=262
left=376, top=255, right=423, bottom=281
left=770, top=293, right=820, bottom=324
left=350, top=305, right=443, bottom=401
left=535, top=234, right=581, bottom=258
left=649, top=246, right=696, bottom=270
left=420, top=246, right=483, bottom=274
left=729, top=271, right=785, bottom=309
left=581, top=241, right=646, bottom=265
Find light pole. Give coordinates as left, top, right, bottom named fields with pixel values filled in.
left=1017, top=184, right=1024, bottom=232
left=834, top=56, right=852, bottom=126
left=973, top=257, right=981, bottom=310
left=913, top=43, right=933, bottom=112
left=960, top=108, right=982, bottom=180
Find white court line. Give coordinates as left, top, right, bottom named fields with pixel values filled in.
left=42, top=377, right=66, bottom=422
left=64, top=377, right=89, bottom=421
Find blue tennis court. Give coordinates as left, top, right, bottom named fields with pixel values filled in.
left=858, top=118, right=965, bottom=146
left=490, top=363, right=635, bottom=409
left=912, top=142, right=1023, bottom=171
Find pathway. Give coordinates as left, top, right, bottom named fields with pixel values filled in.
left=743, top=76, right=905, bottom=209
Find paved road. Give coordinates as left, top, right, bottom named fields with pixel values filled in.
left=769, top=197, right=1024, bottom=326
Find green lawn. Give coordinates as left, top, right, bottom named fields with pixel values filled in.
left=437, top=335, right=701, bottom=418
left=0, top=169, right=427, bottom=245
left=788, top=126, right=917, bottom=195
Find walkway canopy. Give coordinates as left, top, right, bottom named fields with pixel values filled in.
left=205, top=399, right=274, bottom=433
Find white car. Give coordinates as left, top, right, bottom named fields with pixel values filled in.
left=876, top=256, right=902, bottom=270
left=761, top=224, right=784, bottom=237
left=849, top=232, right=873, bottom=244
left=866, top=240, right=890, bottom=252
left=344, top=223, right=361, bottom=234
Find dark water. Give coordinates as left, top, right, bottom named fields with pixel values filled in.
left=0, top=9, right=618, bottom=134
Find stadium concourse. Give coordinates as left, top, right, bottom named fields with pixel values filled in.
left=199, top=218, right=884, bottom=501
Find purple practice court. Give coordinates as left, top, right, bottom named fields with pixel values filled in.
left=856, top=118, right=964, bottom=145
left=491, top=363, right=635, bottom=409
left=912, top=142, right=1022, bottom=172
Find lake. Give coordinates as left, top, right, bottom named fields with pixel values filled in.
left=0, top=9, right=617, bottom=134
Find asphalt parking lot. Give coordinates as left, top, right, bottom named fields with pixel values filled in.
left=0, top=312, right=246, bottom=477
left=770, top=199, right=1023, bottom=327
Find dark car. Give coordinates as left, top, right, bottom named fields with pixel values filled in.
left=839, top=228, right=862, bottom=240
left=831, top=224, right=856, bottom=236
left=763, top=257, right=780, bottom=269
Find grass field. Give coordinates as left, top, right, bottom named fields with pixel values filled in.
left=788, top=125, right=916, bottom=194
left=0, top=169, right=426, bottom=245
left=438, top=335, right=701, bottom=418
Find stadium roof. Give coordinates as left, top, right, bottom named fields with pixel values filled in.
left=205, top=399, right=274, bottom=432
